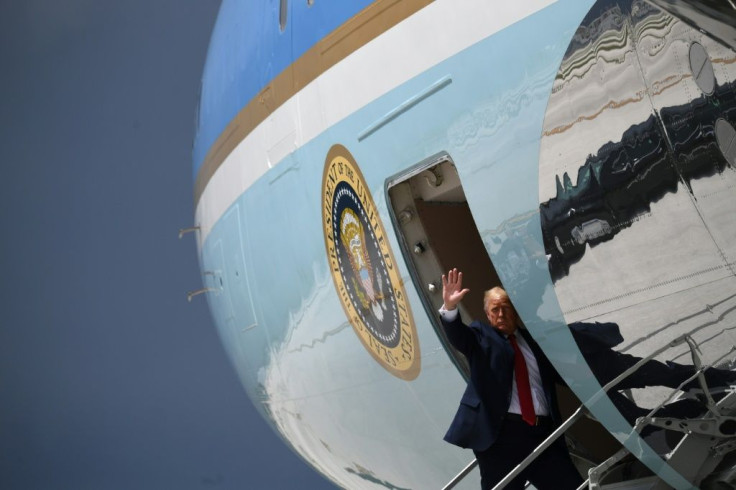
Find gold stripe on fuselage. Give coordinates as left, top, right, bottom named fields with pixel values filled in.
left=194, top=0, right=433, bottom=206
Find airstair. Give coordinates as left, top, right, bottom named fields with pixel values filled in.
left=442, top=335, right=736, bottom=490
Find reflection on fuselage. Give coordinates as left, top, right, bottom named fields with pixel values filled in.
left=193, top=0, right=736, bottom=487
left=539, top=0, right=736, bottom=445
left=541, top=1, right=736, bottom=281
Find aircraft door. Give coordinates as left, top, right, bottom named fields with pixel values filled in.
left=630, top=0, right=736, bottom=270
left=387, top=155, right=623, bottom=468
left=538, top=0, right=736, bottom=461
left=538, top=0, right=703, bottom=317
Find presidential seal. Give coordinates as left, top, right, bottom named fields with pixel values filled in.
left=321, top=144, right=420, bottom=380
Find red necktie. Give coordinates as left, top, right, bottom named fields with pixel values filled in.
left=509, top=334, right=536, bottom=425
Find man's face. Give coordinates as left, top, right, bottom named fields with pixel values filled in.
left=486, top=296, right=519, bottom=335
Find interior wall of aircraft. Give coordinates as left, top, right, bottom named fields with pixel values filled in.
left=192, top=0, right=736, bottom=488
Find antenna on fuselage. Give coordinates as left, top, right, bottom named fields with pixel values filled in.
left=187, top=288, right=217, bottom=302
left=179, top=224, right=213, bottom=302
left=178, top=226, right=200, bottom=239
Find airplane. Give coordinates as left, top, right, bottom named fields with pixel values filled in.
left=187, top=0, right=736, bottom=488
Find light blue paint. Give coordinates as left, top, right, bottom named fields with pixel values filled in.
left=194, top=0, right=376, bottom=177
left=199, top=0, right=695, bottom=487
left=358, top=75, right=454, bottom=141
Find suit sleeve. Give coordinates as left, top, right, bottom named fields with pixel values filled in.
left=439, top=310, right=477, bottom=358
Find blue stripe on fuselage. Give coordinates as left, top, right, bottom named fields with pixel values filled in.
left=193, top=0, right=376, bottom=179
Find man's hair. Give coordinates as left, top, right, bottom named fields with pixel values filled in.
left=483, top=286, right=510, bottom=311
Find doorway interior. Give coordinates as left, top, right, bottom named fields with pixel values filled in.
left=385, top=152, right=622, bottom=469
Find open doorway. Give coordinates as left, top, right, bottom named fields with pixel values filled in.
left=385, top=153, right=623, bottom=469
left=386, top=153, right=502, bottom=378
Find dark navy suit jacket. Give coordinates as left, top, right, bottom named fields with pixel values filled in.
left=441, top=314, right=563, bottom=451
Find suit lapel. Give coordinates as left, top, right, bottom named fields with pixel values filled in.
left=491, top=324, right=514, bottom=364
left=476, top=321, right=514, bottom=363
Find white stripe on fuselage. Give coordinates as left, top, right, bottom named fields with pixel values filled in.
left=195, top=0, right=556, bottom=244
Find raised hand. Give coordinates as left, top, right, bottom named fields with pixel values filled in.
left=442, top=268, right=470, bottom=311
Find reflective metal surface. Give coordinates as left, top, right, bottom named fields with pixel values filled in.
left=647, top=0, right=736, bottom=52
left=196, top=0, right=736, bottom=487
left=539, top=0, right=736, bottom=484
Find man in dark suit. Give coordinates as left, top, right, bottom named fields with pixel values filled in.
left=439, top=268, right=582, bottom=490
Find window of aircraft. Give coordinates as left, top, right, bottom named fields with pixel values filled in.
left=279, top=0, right=288, bottom=31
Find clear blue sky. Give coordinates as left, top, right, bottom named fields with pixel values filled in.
left=0, top=1, right=334, bottom=488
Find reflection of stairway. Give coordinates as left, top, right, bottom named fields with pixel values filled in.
left=587, top=338, right=736, bottom=489
left=586, top=390, right=736, bottom=489
left=557, top=385, right=622, bottom=466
